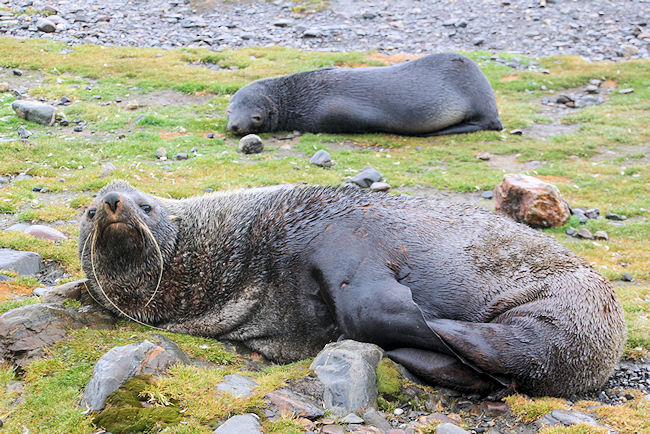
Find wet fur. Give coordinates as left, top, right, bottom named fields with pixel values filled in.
left=226, top=53, right=503, bottom=136
left=80, top=182, right=625, bottom=397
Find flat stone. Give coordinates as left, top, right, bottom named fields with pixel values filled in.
left=351, top=167, right=383, bottom=188
left=621, top=273, right=633, bottom=282
left=341, top=413, right=364, bottom=424
left=82, top=336, right=189, bottom=410
left=436, top=423, right=470, bottom=434
left=36, top=17, right=56, bottom=32
left=265, top=388, right=324, bottom=420
left=310, top=340, right=383, bottom=416
left=214, top=413, right=262, bottom=433
left=0, top=248, right=41, bottom=276
left=216, top=374, right=257, bottom=398
left=494, top=174, right=570, bottom=227
left=321, top=425, right=346, bottom=434
left=576, top=228, right=594, bottom=239
left=370, top=182, right=390, bottom=192
left=238, top=134, right=264, bottom=154
left=481, top=190, right=493, bottom=200
left=539, top=409, right=600, bottom=427
left=24, top=225, right=67, bottom=241
left=5, top=223, right=31, bottom=232
left=593, top=230, right=608, bottom=240
left=11, top=100, right=56, bottom=126
left=38, top=278, right=87, bottom=304
left=363, top=408, right=392, bottom=431
left=618, top=88, right=634, bottom=94
left=605, top=212, right=626, bottom=221
left=310, top=149, right=332, bottom=167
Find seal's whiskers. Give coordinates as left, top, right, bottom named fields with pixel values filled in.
left=134, top=216, right=164, bottom=308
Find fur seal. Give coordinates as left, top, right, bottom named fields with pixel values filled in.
left=226, top=53, right=503, bottom=137
left=79, top=181, right=625, bottom=397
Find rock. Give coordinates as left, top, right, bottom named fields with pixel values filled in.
left=494, top=174, right=570, bottom=228
left=23, top=225, right=67, bottom=241
left=5, top=223, right=30, bottom=232
left=174, top=153, right=189, bottom=160
left=436, top=423, right=470, bottom=434
left=479, top=401, right=509, bottom=417
left=310, top=340, right=383, bottom=416
left=265, top=388, right=324, bottom=420
left=605, top=212, right=626, bottom=221
left=593, top=230, right=608, bottom=240
left=0, top=248, right=41, bottom=276
left=584, top=208, right=600, bottom=219
left=621, top=273, right=633, bottom=282
left=238, top=134, right=264, bottom=154
left=566, top=227, right=576, bottom=236
left=342, top=413, right=364, bottom=424
left=59, top=96, right=71, bottom=105
left=538, top=409, right=600, bottom=427
left=273, top=19, right=290, bottom=27
left=126, top=101, right=140, bottom=110
left=214, top=413, right=262, bottom=433
left=12, top=69, right=22, bottom=77
left=37, top=279, right=87, bottom=304
left=11, top=100, right=56, bottom=126
left=36, top=18, right=56, bottom=32
left=481, top=190, right=493, bottom=200
left=585, top=84, right=599, bottom=94
left=370, top=182, right=390, bottom=192
left=509, top=129, right=523, bottom=135
left=17, top=126, right=31, bottom=139
left=0, top=303, right=114, bottom=367
left=576, top=228, right=593, bottom=239
left=73, top=125, right=83, bottom=132
left=618, top=88, right=634, bottom=94
left=363, top=408, right=392, bottom=431
left=310, top=149, right=332, bottom=167
left=351, top=167, right=383, bottom=188
left=216, top=374, right=257, bottom=398
left=82, top=337, right=189, bottom=410
left=0, top=82, right=10, bottom=92
left=156, top=147, right=167, bottom=160
left=476, top=152, right=491, bottom=161
left=100, top=162, right=116, bottom=179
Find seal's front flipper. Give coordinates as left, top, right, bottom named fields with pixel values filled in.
left=422, top=121, right=489, bottom=137
left=387, top=348, right=500, bottom=394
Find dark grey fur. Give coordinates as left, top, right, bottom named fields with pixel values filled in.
left=226, top=53, right=503, bottom=136
left=79, top=181, right=625, bottom=397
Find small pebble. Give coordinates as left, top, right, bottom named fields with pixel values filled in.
left=175, top=153, right=189, bottom=160
left=605, top=212, right=626, bottom=221
left=13, top=69, right=23, bottom=76
left=238, top=134, right=264, bottom=154
left=73, top=125, right=83, bottom=132
left=394, top=408, right=404, bottom=416
left=621, top=273, right=633, bottom=282
left=593, top=230, right=608, bottom=240
left=481, top=190, right=493, bottom=200
left=618, top=88, right=634, bottom=94
left=566, top=227, right=576, bottom=236
left=370, top=182, right=390, bottom=192
left=509, top=129, right=523, bottom=135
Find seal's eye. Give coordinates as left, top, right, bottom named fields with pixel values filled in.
left=251, top=114, right=262, bottom=123
left=140, top=204, right=152, bottom=213
left=87, top=209, right=96, bottom=219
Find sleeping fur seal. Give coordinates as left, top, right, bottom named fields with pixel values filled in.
left=226, top=53, right=503, bottom=137
left=79, top=181, right=625, bottom=397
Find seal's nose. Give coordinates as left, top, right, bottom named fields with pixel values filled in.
left=102, top=192, right=121, bottom=214
left=229, top=123, right=239, bottom=134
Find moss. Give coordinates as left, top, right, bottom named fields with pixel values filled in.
left=376, top=358, right=404, bottom=397
left=94, top=376, right=183, bottom=433
left=504, top=394, right=569, bottom=422
left=539, top=424, right=608, bottom=434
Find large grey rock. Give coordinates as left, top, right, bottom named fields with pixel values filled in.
left=310, top=340, right=383, bottom=416
left=36, top=278, right=87, bottom=304
left=0, top=248, right=41, bottom=276
left=24, top=225, right=67, bottom=241
left=0, top=303, right=114, bottom=367
left=436, top=423, right=470, bottom=433
left=216, top=374, right=257, bottom=398
left=310, top=149, right=332, bottom=167
left=36, top=17, right=56, bottom=32
left=5, top=223, right=31, bottom=232
left=214, top=413, right=262, bottom=433
left=11, top=101, right=56, bottom=126
left=351, top=167, right=383, bottom=188
left=82, top=336, right=189, bottom=411
left=265, top=388, right=324, bottom=420
left=538, top=409, right=600, bottom=427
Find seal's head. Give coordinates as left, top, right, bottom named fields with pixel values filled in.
left=79, top=181, right=178, bottom=323
left=226, top=81, right=279, bottom=135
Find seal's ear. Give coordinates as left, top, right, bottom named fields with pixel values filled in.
left=168, top=215, right=182, bottom=223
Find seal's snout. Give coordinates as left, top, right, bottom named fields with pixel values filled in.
left=228, top=122, right=240, bottom=134
left=102, top=191, right=121, bottom=214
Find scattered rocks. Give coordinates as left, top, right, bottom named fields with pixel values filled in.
left=576, top=228, right=594, bottom=239
left=310, top=340, right=383, bottom=416
left=621, top=273, right=633, bottom=282
left=265, top=388, right=325, bottom=420
left=36, top=17, right=56, bottom=32
left=593, top=230, right=608, bottom=240
left=538, top=409, right=600, bottom=427
left=238, top=134, right=264, bottom=154
left=0, top=248, right=41, bottom=276
left=370, top=182, right=390, bottom=192
left=494, top=174, right=570, bottom=227
left=0, top=303, right=114, bottom=367
left=216, top=374, right=257, bottom=398
left=214, top=413, right=262, bottom=433
left=310, top=149, right=332, bottom=167
left=82, top=337, right=189, bottom=410
left=23, top=225, right=67, bottom=241
left=351, top=167, right=383, bottom=188
left=11, top=100, right=56, bottom=126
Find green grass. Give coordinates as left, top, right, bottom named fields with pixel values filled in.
left=0, top=37, right=648, bottom=433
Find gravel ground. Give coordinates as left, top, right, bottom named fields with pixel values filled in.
left=0, top=0, right=648, bottom=61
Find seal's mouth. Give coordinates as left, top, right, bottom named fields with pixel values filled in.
left=101, top=220, right=137, bottom=237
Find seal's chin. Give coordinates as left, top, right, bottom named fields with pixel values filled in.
left=98, top=221, right=145, bottom=255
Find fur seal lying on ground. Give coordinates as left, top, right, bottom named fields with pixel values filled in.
left=226, top=53, right=503, bottom=137
left=79, top=181, right=625, bottom=397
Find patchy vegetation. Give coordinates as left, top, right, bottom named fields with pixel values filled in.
left=0, top=37, right=648, bottom=432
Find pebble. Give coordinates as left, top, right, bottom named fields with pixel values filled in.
left=0, top=82, right=10, bottom=92
left=370, top=182, right=390, bottom=192
left=36, top=17, right=56, bottom=32
left=618, top=88, right=634, bottom=94
left=310, top=149, right=332, bottom=167
left=476, top=152, right=491, bottom=161
left=605, top=212, right=626, bottom=221
left=100, top=162, right=116, bottom=178
left=17, top=125, right=31, bottom=139
left=481, top=190, right=493, bottom=200
left=566, top=227, right=576, bottom=236
left=585, top=84, right=599, bottom=94
left=576, top=228, right=594, bottom=239
left=351, top=167, right=383, bottom=188
left=238, top=134, right=264, bottom=154
left=73, top=125, right=83, bottom=132
left=156, top=147, right=167, bottom=160
left=174, top=153, right=189, bottom=160
left=509, top=129, right=523, bottom=135
left=593, top=230, right=608, bottom=240
left=341, top=413, right=364, bottom=424
left=13, top=69, right=23, bottom=76
left=621, top=273, right=633, bottom=282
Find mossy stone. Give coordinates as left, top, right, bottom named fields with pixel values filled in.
left=376, top=358, right=404, bottom=397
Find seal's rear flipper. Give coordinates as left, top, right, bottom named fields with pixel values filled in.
left=387, top=348, right=501, bottom=394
